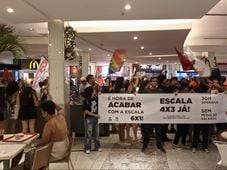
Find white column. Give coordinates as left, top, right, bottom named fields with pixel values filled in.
left=80, top=51, right=90, bottom=77
left=166, top=64, right=173, bottom=79
left=206, top=52, right=215, bottom=68
left=48, top=20, right=65, bottom=105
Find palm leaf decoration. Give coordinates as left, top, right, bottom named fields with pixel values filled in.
left=0, top=24, right=25, bottom=57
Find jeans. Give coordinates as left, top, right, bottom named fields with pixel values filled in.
left=84, top=117, right=101, bottom=150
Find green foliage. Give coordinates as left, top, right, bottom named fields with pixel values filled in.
left=64, top=26, right=76, bottom=60
left=0, top=24, right=25, bottom=57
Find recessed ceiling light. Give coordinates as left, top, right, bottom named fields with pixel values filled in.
left=7, top=8, right=14, bottom=13
left=133, top=36, right=138, bottom=40
left=125, top=4, right=131, bottom=10
left=28, top=28, right=34, bottom=31
left=166, top=60, right=169, bottom=63
left=158, top=57, right=162, bottom=60
left=107, top=54, right=110, bottom=57
left=149, top=52, right=152, bottom=55
left=140, top=46, right=144, bottom=50
left=89, top=48, right=92, bottom=51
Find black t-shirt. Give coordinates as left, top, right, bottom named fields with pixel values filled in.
left=142, top=87, right=163, bottom=94
left=83, top=97, right=98, bottom=118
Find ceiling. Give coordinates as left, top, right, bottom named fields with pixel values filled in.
left=0, top=0, right=219, bottom=23
left=1, top=0, right=227, bottom=64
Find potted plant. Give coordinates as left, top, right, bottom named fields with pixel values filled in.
left=0, top=24, right=25, bottom=58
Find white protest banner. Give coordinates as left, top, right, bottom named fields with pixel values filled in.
left=32, top=57, right=49, bottom=90
left=99, top=93, right=227, bottom=124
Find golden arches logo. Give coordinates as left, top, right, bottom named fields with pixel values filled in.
left=29, top=60, right=39, bottom=70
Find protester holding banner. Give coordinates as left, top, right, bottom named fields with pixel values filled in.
left=173, top=81, right=190, bottom=149
left=208, top=78, right=226, bottom=140
left=125, top=77, right=140, bottom=142
left=113, top=77, right=130, bottom=146
left=157, top=74, right=174, bottom=141
left=83, top=86, right=102, bottom=153
left=192, top=80, right=211, bottom=153
left=141, top=77, right=166, bottom=153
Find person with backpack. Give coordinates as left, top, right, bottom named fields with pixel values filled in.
left=19, top=86, right=38, bottom=133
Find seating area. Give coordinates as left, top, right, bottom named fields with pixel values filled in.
left=2, top=133, right=227, bottom=169
left=50, top=137, right=75, bottom=170
left=214, top=140, right=227, bottom=169
left=0, top=136, right=75, bottom=170
left=11, top=143, right=53, bottom=170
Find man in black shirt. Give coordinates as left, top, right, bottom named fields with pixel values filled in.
left=141, top=77, right=166, bottom=153
left=82, top=86, right=102, bottom=153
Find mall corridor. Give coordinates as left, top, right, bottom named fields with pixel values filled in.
left=49, top=134, right=220, bottom=170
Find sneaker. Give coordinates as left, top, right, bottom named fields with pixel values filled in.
left=172, top=144, right=178, bottom=149
left=187, top=140, right=192, bottom=144
left=98, top=148, right=103, bottom=152
left=141, top=147, right=146, bottom=152
left=163, top=138, right=172, bottom=142
left=181, top=144, right=190, bottom=149
left=159, top=147, right=166, bottom=153
left=85, top=150, right=90, bottom=154
left=192, top=148, right=196, bottom=153
left=204, top=148, right=209, bottom=153
left=119, top=142, right=131, bottom=146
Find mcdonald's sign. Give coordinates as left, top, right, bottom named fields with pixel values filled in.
left=29, top=59, right=39, bottom=70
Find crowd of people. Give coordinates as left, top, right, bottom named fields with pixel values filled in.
left=1, top=72, right=227, bottom=159
left=1, top=78, right=69, bottom=162
left=79, top=73, right=227, bottom=154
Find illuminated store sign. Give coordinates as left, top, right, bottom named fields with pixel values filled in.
left=140, top=64, right=163, bottom=73
left=29, top=59, right=39, bottom=70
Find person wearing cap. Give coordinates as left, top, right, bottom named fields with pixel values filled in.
left=79, top=77, right=87, bottom=96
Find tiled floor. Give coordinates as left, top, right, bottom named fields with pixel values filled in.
left=0, top=134, right=224, bottom=169
left=50, top=134, right=222, bottom=170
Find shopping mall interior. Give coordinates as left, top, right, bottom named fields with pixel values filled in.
left=1, top=0, right=227, bottom=169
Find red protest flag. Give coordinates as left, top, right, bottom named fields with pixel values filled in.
left=175, top=48, right=194, bottom=70
left=3, top=68, right=11, bottom=82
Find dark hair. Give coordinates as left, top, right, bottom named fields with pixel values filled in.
left=157, top=74, right=166, bottom=85
left=138, top=80, right=149, bottom=93
left=39, top=81, right=44, bottom=88
left=124, top=80, right=130, bottom=91
left=40, top=100, right=56, bottom=115
left=180, top=81, right=189, bottom=91
left=6, top=81, right=19, bottom=96
left=114, top=77, right=124, bottom=93
left=83, top=86, right=94, bottom=99
left=86, top=74, right=94, bottom=82
left=171, top=77, right=178, bottom=82
left=20, top=86, right=35, bottom=106
left=150, top=77, right=158, bottom=81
